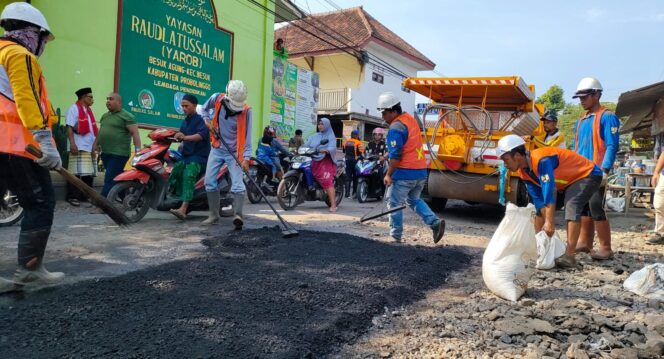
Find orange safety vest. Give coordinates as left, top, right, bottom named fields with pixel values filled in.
left=344, top=138, right=363, bottom=159
left=574, top=107, right=607, bottom=167
left=209, top=93, right=249, bottom=162
left=0, top=40, right=53, bottom=160
left=519, top=147, right=596, bottom=191
left=394, top=112, right=427, bottom=169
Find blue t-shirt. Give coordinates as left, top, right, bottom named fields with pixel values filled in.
left=524, top=154, right=602, bottom=209
left=179, top=113, right=210, bottom=164
left=573, top=110, right=620, bottom=172
left=386, top=121, right=426, bottom=181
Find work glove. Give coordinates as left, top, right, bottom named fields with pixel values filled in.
left=601, top=172, right=608, bottom=188
left=31, top=130, right=62, bottom=169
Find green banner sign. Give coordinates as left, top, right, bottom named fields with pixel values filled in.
left=116, top=0, right=232, bottom=128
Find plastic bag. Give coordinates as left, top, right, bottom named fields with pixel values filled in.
left=623, top=263, right=664, bottom=300
left=483, top=203, right=537, bottom=301
left=606, top=197, right=625, bottom=212
left=535, top=230, right=566, bottom=270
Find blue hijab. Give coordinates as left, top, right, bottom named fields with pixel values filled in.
left=305, top=117, right=337, bottom=161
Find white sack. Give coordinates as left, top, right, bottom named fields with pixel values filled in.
left=623, top=263, right=664, bottom=300
left=535, top=230, right=566, bottom=270
left=482, top=203, right=537, bottom=301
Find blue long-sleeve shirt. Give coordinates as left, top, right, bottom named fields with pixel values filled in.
left=179, top=113, right=210, bottom=164
left=386, top=121, right=426, bottom=181
left=524, top=154, right=602, bottom=210
left=573, top=110, right=620, bottom=172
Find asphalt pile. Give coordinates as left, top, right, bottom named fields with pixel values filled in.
left=0, top=228, right=470, bottom=359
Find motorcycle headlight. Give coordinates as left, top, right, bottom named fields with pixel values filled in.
left=292, top=162, right=301, bottom=169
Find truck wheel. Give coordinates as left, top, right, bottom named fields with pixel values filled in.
left=428, top=197, right=448, bottom=212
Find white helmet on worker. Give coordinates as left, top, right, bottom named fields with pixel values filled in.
left=572, top=77, right=603, bottom=98
left=0, top=2, right=53, bottom=39
left=496, top=134, right=526, bottom=158
left=226, top=80, right=247, bottom=112
left=377, top=92, right=400, bottom=112
left=372, top=127, right=385, bottom=136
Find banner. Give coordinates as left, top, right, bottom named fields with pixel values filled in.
left=116, top=0, right=232, bottom=128
left=270, top=56, right=319, bottom=140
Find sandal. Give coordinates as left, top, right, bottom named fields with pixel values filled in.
left=67, top=198, right=80, bottom=207
left=329, top=207, right=337, bottom=213
left=590, top=250, right=614, bottom=260
left=169, top=209, right=187, bottom=220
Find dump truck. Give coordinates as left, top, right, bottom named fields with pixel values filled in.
left=404, top=76, right=545, bottom=209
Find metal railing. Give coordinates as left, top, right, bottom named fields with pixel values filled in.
left=318, top=88, right=350, bottom=112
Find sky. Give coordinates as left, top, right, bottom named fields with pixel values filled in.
left=288, top=0, right=664, bottom=104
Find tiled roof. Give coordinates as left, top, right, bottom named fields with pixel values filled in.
left=275, top=6, right=435, bottom=70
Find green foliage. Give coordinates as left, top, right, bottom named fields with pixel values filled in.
left=536, top=85, right=565, bottom=112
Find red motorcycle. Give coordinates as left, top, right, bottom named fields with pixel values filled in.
left=107, top=128, right=233, bottom=223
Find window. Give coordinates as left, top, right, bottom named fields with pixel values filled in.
left=401, top=84, right=410, bottom=93
left=372, top=72, right=384, bottom=84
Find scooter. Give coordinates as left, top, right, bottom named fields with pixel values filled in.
left=276, top=139, right=345, bottom=211
left=107, top=128, right=233, bottom=223
left=355, top=155, right=386, bottom=203
left=0, top=188, right=23, bottom=227
left=245, top=152, right=292, bottom=204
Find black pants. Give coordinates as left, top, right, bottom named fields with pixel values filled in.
left=66, top=175, right=94, bottom=201
left=345, top=158, right=357, bottom=197
left=0, top=153, right=55, bottom=266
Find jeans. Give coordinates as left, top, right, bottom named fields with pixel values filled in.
left=345, top=158, right=357, bottom=196
left=100, top=153, right=129, bottom=197
left=0, top=154, right=55, bottom=266
left=204, top=148, right=245, bottom=193
left=387, top=178, right=439, bottom=239
left=654, top=175, right=664, bottom=235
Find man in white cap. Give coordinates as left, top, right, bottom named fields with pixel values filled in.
left=0, top=2, right=64, bottom=292
left=199, top=80, right=252, bottom=229
left=571, top=77, right=620, bottom=260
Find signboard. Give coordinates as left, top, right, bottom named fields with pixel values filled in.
left=270, top=56, right=319, bottom=139
left=116, top=0, right=232, bottom=128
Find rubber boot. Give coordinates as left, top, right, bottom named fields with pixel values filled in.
left=202, top=191, right=220, bottom=225
left=575, top=216, right=594, bottom=253
left=232, top=193, right=245, bottom=230
left=592, top=220, right=614, bottom=260
left=14, top=258, right=65, bottom=286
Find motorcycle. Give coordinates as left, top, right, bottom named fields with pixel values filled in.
left=245, top=152, right=292, bottom=204
left=0, top=188, right=23, bottom=227
left=107, top=128, right=234, bottom=223
left=355, top=155, right=386, bottom=203
left=276, top=139, right=345, bottom=211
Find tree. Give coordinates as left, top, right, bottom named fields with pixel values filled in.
left=536, top=85, right=565, bottom=113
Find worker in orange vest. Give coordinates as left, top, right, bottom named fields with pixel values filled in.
left=571, top=77, right=620, bottom=261
left=0, top=2, right=64, bottom=293
left=378, top=92, right=445, bottom=244
left=497, top=135, right=603, bottom=268
left=344, top=129, right=363, bottom=198
left=199, top=80, right=252, bottom=229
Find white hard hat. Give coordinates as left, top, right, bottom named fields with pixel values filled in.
left=0, top=2, right=53, bottom=39
left=377, top=92, right=400, bottom=112
left=226, top=80, right=247, bottom=112
left=573, top=77, right=603, bottom=98
left=496, top=134, right=526, bottom=158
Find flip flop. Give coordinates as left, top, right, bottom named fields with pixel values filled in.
left=67, top=198, right=80, bottom=207
left=590, top=250, right=614, bottom=260
left=329, top=207, right=337, bottom=213
left=169, top=209, right=187, bottom=220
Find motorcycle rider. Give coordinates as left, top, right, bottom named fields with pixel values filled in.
left=0, top=2, right=63, bottom=292
left=365, top=127, right=387, bottom=159
left=303, top=118, right=339, bottom=212
left=199, top=80, right=252, bottom=229
left=264, top=125, right=290, bottom=180
left=168, top=94, right=210, bottom=220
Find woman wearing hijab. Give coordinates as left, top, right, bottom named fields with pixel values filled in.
left=304, top=118, right=339, bottom=212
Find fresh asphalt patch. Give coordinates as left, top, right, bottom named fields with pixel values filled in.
left=0, top=228, right=471, bottom=358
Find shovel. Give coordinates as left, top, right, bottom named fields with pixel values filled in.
left=25, top=144, right=131, bottom=227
